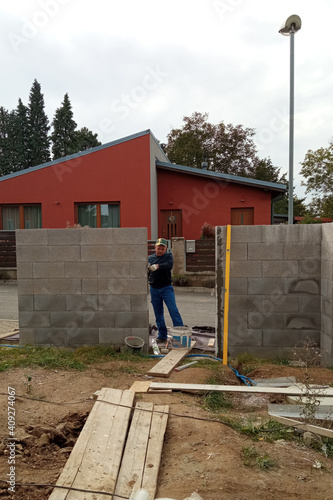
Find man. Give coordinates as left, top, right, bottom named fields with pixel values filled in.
left=148, top=238, right=184, bottom=342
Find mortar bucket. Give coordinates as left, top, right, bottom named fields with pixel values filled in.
left=169, top=326, right=191, bottom=348
left=124, top=336, right=144, bottom=354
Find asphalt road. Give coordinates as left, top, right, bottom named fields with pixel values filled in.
left=0, top=282, right=216, bottom=328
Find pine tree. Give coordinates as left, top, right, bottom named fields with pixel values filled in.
left=27, top=79, right=50, bottom=167
left=51, top=93, right=78, bottom=159
left=0, top=107, right=12, bottom=176
left=75, top=127, right=101, bottom=151
left=12, top=99, right=30, bottom=170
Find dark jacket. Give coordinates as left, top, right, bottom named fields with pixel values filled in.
left=148, top=252, right=173, bottom=289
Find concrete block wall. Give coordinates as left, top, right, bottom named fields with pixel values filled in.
left=321, top=224, right=333, bottom=364
left=16, top=228, right=149, bottom=350
left=216, top=225, right=323, bottom=360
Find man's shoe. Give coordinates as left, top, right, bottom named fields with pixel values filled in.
left=155, top=337, right=167, bottom=344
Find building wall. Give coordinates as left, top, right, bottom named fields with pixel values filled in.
left=216, top=224, right=324, bottom=360
left=157, top=170, right=273, bottom=240
left=321, top=224, right=333, bottom=364
left=16, top=228, right=149, bottom=350
left=0, top=134, right=152, bottom=235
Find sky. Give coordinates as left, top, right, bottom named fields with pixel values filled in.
left=1, top=0, right=332, bottom=202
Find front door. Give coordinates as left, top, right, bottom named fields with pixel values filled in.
left=231, top=207, right=254, bottom=225
left=160, top=210, right=183, bottom=238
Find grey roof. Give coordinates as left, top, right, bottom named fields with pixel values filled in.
left=0, top=129, right=167, bottom=182
left=156, top=160, right=287, bottom=193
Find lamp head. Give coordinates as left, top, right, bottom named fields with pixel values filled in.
left=279, top=14, right=302, bottom=36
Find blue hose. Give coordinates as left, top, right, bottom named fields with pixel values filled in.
left=0, top=344, right=23, bottom=348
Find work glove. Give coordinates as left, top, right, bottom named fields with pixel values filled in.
left=149, top=264, right=158, bottom=271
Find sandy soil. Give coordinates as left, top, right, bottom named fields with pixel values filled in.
left=0, top=359, right=332, bottom=500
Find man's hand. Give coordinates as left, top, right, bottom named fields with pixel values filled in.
left=149, top=264, right=159, bottom=271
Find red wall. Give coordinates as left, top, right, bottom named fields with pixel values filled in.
left=157, top=169, right=273, bottom=240
left=0, top=134, right=153, bottom=236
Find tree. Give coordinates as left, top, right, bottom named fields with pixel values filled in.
left=75, top=127, right=101, bottom=151
left=300, top=140, right=333, bottom=218
left=0, top=107, right=13, bottom=176
left=165, top=112, right=284, bottom=182
left=51, top=93, right=77, bottom=159
left=27, top=79, right=50, bottom=167
left=273, top=191, right=307, bottom=217
left=12, top=99, right=30, bottom=170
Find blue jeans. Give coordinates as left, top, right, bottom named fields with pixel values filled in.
left=150, top=285, right=183, bottom=339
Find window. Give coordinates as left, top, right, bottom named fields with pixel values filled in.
left=1, top=205, right=42, bottom=230
left=76, top=203, right=120, bottom=228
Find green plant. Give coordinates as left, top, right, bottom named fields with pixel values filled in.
left=172, top=274, right=191, bottom=287
left=24, top=374, right=32, bottom=393
left=242, top=446, right=277, bottom=470
left=256, top=455, right=277, bottom=471
left=202, top=391, right=232, bottom=412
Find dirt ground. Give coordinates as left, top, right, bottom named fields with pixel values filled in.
left=0, top=358, right=333, bottom=500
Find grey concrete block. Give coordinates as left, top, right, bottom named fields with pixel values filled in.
left=111, top=245, right=147, bottom=262
left=114, top=311, right=148, bottom=328
left=80, top=228, right=115, bottom=245
left=18, top=279, right=34, bottom=295
left=19, top=311, right=51, bottom=328
left=48, top=228, right=81, bottom=246
left=248, top=278, right=284, bottom=295
left=64, top=262, right=97, bottom=279
left=111, top=227, right=147, bottom=245
left=299, top=259, right=321, bottom=278
left=130, top=262, right=148, bottom=278
left=262, top=260, right=298, bottom=278
left=229, top=278, right=248, bottom=295
left=98, top=295, right=131, bottom=311
left=321, top=241, right=333, bottom=261
left=285, top=278, right=320, bottom=295
left=322, top=224, right=333, bottom=242
left=49, top=246, right=81, bottom=262
left=83, top=311, right=115, bottom=328
left=33, top=279, right=50, bottom=295
left=130, top=295, right=149, bottom=312
left=16, top=229, right=48, bottom=246
left=248, top=243, right=284, bottom=261
left=299, top=294, right=321, bottom=313
left=230, top=243, right=247, bottom=261
left=248, top=312, right=284, bottom=330
left=66, top=295, right=98, bottom=311
left=229, top=327, right=263, bottom=346
left=261, top=294, right=299, bottom=313
left=17, top=262, right=33, bottom=279
left=49, top=279, right=82, bottom=295
left=18, top=295, right=34, bottom=311
left=19, top=328, right=35, bottom=345
left=82, top=279, right=98, bottom=295
left=34, top=328, right=67, bottom=346
left=229, top=294, right=262, bottom=312
left=50, top=311, right=82, bottom=328
left=285, top=313, right=320, bottom=330
left=284, top=242, right=321, bottom=260
left=98, top=278, right=147, bottom=295
left=262, top=225, right=299, bottom=243
left=229, top=345, right=286, bottom=359
left=321, top=297, right=332, bottom=318
left=67, top=328, right=99, bottom=346
left=34, top=295, right=67, bottom=311
left=230, top=226, right=263, bottom=243
left=98, top=262, right=130, bottom=278
left=321, top=278, right=332, bottom=300
left=33, top=262, right=65, bottom=279
left=299, top=224, right=322, bottom=242
left=321, top=314, right=332, bottom=336
left=81, top=246, right=114, bottom=262
left=263, top=329, right=320, bottom=347
left=230, top=261, right=262, bottom=278
left=321, top=259, right=332, bottom=280
left=320, top=334, right=332, bottom=358
left=99, top=328, right=131, bottom=345
left=17, top=246, right=49, bottom=263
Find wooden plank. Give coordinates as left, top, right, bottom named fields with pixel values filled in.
left=269, top=413, right=333, bottom=439
left=268, top=404, right=333, bottom=420
left=147, top=346, right=193, bottom=378
left=149, top=382, right=333, bottom=397
left=142, top=405, right=169, bottom=500
left=207, top=338, right=215, bottom=347
left=129, top=380, right=151, bottom=393
left=0, top=330, right=19, bottom=340
left=114, top=402, right=154, bottom=500
left=49, top=388, right=135, bottom=500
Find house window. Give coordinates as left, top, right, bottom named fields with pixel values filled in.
left=77, top=203, right=120, bottom=228
left=1, top=205, right=42, bottom=230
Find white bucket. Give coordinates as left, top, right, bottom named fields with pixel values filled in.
left=169, top=326, right=191, bottom=348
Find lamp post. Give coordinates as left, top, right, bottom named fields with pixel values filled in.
left=279, top=14, right=301, bottom=224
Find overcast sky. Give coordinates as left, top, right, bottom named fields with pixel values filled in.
left=1, top=0, right=332, bottom=201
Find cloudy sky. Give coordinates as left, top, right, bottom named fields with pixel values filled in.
left=1, top=0, right=332, bottom=200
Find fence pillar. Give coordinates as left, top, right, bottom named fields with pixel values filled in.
left=171, top=237, right=185, bottom=275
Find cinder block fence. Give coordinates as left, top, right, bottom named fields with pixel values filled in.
left=16, top=228, right=149, bottom=350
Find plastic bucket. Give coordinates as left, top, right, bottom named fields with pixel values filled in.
left=169, top=326, right=191, bottom=348
left=124, top=336, right=144, bottom=354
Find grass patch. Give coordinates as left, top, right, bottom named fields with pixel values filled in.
left=242, top=446, right=277, bottom=470
left=0, top=345, right=149, bottom=372
left=202, top=391, right=232, bottom=412
left=220, top=416, right=297, bottom=442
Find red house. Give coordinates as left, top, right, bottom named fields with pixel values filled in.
left=0, top=130, right=286, bottom=240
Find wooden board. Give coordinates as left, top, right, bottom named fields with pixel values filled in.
left=49, top=388, right=135, bottom=500
left=147, top=346, right=193, bottom=378
left=149, top=382, right=333, bottom=397
left=268, top=404, right=333, bottom=420
left=269, top=413, right=333, bottom=439
left=0, top=330, right=19, bottom=340
left=129, top=380, right=152, bottom=393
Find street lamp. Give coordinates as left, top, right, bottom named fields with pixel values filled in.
left=279, top=14, right=302, bottom=224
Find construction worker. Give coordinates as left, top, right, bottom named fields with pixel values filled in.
left=148, top=238, right=184, bottom=342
